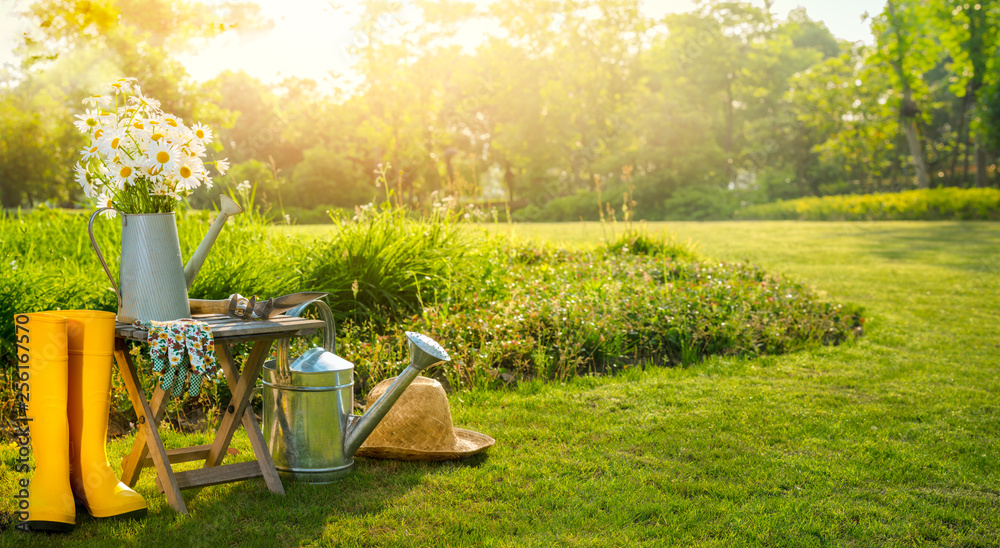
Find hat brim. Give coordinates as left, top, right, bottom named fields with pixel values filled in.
left=355, top=428, right=495, bottom=461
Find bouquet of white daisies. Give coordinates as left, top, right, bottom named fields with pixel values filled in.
left=74, top=77, right=229, bottom=215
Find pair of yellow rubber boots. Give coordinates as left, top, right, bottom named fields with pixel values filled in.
left=18, top=310, right=147, bottom=533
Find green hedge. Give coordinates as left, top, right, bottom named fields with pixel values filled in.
left=738, top=188, right=1000, bottom=221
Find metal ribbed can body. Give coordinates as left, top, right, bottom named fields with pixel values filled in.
left=117, top=213, right=191, bottom=323
left=263, top=361, right=355, bottom=483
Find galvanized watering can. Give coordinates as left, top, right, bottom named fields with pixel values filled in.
left=263, top=299, right=451, bottom=483
left=88, top=195, right=243, bottom=323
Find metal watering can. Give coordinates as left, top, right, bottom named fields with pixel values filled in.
left=262, top=299, right=450, bottom=483
left=88, top=195, right=243, bottom=322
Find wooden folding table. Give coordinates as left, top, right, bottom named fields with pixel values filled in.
left=112, top=314, right=324, bottom=514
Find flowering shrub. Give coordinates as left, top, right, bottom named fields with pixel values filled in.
left=340, top=243, right=864, bottom=390
left=73, top=78, right=228, bottom=214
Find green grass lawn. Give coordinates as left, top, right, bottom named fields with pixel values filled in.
left=4, top=221, right=999, bottom=547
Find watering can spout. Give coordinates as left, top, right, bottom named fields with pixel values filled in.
left=183, top=194, right=243, bottom=289
left=343, top=332, right=451, bottom=458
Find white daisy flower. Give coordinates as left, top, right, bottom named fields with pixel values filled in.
left=80, top=143, right=103, bottom=161
left=150, top=179, right=177, bottom=198
left=73, top=110, right=103, bottom=133
left=97, top=127, right=127, bottom=157
left=128, top=89, right=160, bottom=110
left=82, top=94, right=112, bottom=108
left=162, top=116, right=183, bottom=130
left=127, top=118, right=152, bottom=137
left=190, top=122, right=213, bottom=144
left=215, top=158, right=230, bottom=176
left=110, top=158, right=140, bottom=189
left=183, top=140, right=206, bottom=157
left=175, top=156, right=204, bottom=191
left=146, top=140, right=179, bottom=174
left=108, top=78, right=135, bottom=95
left=96, top=194, right=117, bottom=218
left=74, top=163, right=98, bottom=198
left=237, top=180, right=251, bottom=193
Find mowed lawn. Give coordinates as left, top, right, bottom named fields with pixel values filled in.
left=3, top=221, right=999, bottom=547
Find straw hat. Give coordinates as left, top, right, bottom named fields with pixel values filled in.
left=356, top=376, right=495, bottom=461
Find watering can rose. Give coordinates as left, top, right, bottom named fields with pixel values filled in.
left=73, top=78, right=229, bottom=215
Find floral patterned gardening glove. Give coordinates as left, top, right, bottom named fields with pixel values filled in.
left=135, top=319, right=218, bottom=397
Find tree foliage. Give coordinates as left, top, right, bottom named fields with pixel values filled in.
left=1, top=0, right=998, bottom=219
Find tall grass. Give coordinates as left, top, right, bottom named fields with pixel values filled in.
left=305, top=203, right=478, bottom=326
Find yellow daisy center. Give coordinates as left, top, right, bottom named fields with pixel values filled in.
left=179, top=166, right=192, bottom=178
left=119, top=166, right=132, bottom=177
left=151, top=133, right=164, bottom=142
left=133, top=122, right=144, bottom=130
left=110, top=137, right=120, bottom=149
left=94, top=128, right=103, bottom=139
left=195, top=129, right=205, bottom=139
left=87, top=118, right=98, bottom=127
left=166, top=119, right=177, bottom=127
left=156, top=151, right=170, bottom=163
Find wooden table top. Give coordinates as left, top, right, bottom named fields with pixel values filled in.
left=115, top=314, right=325, bottom=343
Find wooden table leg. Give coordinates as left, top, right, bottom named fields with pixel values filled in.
left=120, top=383, right=170, bottom=487
left=113, top=339, right=189, bottom=514
left=204, top=341, right=271, bottom=470
left=214, top=343, right=286, bottom=495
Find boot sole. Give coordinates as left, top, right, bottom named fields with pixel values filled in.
left=18, top=520, right=76, bottom=534
left=90, top=508, right=148, bottom=521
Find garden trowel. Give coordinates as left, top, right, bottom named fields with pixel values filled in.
left=189, top=292, right=328, bottom=321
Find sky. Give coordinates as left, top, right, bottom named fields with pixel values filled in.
left=1, top=0, right=885, bottom=90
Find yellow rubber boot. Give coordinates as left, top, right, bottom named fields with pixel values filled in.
left=65, top=310, right=148, bottom=520
left=17, top=312, right=76, bottom=533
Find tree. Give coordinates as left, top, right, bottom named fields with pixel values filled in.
left=870, top=0, right=941, bottom=189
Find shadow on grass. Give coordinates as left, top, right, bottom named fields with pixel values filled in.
left=0, top=455, right=488, bottom=546
left=852, top=222, right=1000, bottom=271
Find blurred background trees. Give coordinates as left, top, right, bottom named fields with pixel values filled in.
left=1, top=0, right=998, bottom=220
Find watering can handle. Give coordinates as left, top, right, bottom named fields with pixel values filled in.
left=284, top=299, right=337, bottom=355
left=88, top=208, right=123, bottom=304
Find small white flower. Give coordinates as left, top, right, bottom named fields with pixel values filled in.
left=237, top=180, right=251, bottom=193
left=96, top=194, right=117, bottom=218
left=162, top=116, right=182, bottom=130
left=150, top=178, right=173, bottom=196
left=110, top=158, right=140, bottom=189
left=80, top=143, right=102, bottom=161
left=74, top=110, right=103, bottom=133
left=146, top=140, right=179, bottom=174
left=183, top=140, right=206, bottom=157
left=74, top=163, right=98, bottom=197
left=128, top=88, right=160, bottom=109
left=108, top=78, right=135, bottom=95
left=97, top=127, right=126, bottom=157
left=174, top=156, right=204, bottom=191
left=190, top=122, right=213, bottom=144
left=216, top=158, right=230, bottom=176
left=82, top=94, right=112, bottom=108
